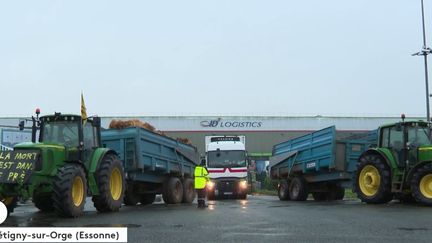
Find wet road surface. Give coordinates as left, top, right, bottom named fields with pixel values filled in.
left=2, top=195, right=432, bottom=242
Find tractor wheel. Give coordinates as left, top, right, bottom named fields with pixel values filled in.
left=92, top=154, right=126, bottom=212
left=354, top=154, right=392, bottom=204
left=312, top=192, right=328, bottom=201
left=3, top=196, right=18, bottom=216
left=33, top=193, right=54, bottom=212
left=162, top=177, right=183, bottom=204
left=181, top=178, right=195, bottom=203
left=53, top=164, right=87, bottom=217
left=278, top=180, right=290, bottom=201
left=289, top=176, right=308, bottom=201
left=411, top=163, right=432, bottom=205
left=123, top=188, right=140, bottom=206
left=140, top=194, right=156, bottom=205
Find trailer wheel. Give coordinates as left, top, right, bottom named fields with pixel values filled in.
left=289, top=176, right=308, bottom=201
left=3, top=196, right=18, bottom=216
left=92, top=154, right=126, bottom=212
left=53, top=164, right=87, bottom=217
left=181, top=178, right=195, bottom=203
left=278, top=180, right=290, bottom=201
left=33, top=193, right=54, bottom=212
left=411, top=163, right=432, bottom=205
left=162, top=177, right=183, bottom=204
left=354, top=154, right=392, bottom=204
left=140, top=194, right=156, bottom=205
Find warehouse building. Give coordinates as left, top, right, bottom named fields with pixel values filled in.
left=0, top=115, right=412, bottom=158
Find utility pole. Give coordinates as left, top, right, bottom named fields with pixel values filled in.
left=413, top=0, right=432, bottom=122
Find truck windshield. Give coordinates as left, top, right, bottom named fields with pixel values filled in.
left=207, top=150, right=246, bottom=168
left=41, top=121, right=79, bottom=147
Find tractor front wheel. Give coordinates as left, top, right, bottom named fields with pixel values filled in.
left=411, top=163, right=432, bottom=205
left=92, top=154, right=126, bottom=212
left=53, top=164, right=87, bottom=217
left=354, top=154, right=392, bottom=204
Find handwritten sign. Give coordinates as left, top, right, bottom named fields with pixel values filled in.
left=0, top=150, right=39, bottom=184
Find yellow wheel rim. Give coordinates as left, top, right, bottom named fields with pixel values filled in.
left=110, top=168, right=122, bottom=201
left=419, top=174, right=432, bottom=199
left=359, top=165, right=381, bottom=197
left=72, top=176, right=84, bottom=207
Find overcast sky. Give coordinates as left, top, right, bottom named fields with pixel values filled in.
left=0, top=1, right=430, bottom=117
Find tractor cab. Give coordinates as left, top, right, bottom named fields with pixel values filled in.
left=37, top=113, right=101, bottom=163
left=378, top=120, right=431, bottom=168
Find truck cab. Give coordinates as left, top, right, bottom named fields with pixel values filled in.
left=205, top=136, right=248, bottom=199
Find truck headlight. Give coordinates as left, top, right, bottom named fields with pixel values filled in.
left=207, top=181, right=215, bottom=189
left=239, top=180, right=248, bottom=189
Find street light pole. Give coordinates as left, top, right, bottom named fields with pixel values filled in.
left=413, top=0, right=431, bottom=122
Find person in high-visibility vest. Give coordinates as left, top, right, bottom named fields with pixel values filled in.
left=194, top=159, right=210, bottom=208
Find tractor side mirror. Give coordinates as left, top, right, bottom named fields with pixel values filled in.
left=19, top=121, right=25, bottom=131
left=93, top=117, right=101, bottom=127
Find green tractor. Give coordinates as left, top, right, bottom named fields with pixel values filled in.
left=0, top=110, right=125, bottom=217
left=354, top=116, right=432, bottom=205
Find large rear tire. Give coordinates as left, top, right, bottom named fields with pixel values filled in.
left=53, top=164, right=87, bottom=217
left=181, top=178, right=195, bottom=203
left=411, top=163, right=432, bottom=205
left=354, top=154, right=392, bottom=204
left=92, top=154, right=126, bottom=212
left=33, top=193, right=54, bottom=212
left=162, top=177, right=183, bottom=204
left=278, top=180, right=290, bottom=201
left=289, top=176, right=308, bottom=201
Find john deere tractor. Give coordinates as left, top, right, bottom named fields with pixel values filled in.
left=354, top=117, right=432, bottom=205
left=0, top=110, right=125, bottom=217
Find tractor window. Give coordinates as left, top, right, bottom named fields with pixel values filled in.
left=381, top=128, right=390, bottom=147
left=42, top=121, right=79, bottom=147
left=407, top=126, right=431, bottom=147
left=83, top=122, right=96, bottom=149
left=389, top=126, right=404, bottom=150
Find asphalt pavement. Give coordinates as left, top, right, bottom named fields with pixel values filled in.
left=2, top=195, right=432, bottom=243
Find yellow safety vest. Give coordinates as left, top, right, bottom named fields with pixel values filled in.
left=194, top=166, right=210, bottom=189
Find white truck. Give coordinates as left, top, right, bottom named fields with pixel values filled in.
left=205, top=136, right=248, bottom=199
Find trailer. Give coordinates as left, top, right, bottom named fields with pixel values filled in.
left=101, top=127, right=199, bottom=206
left=270, top=126, right=376, bottom=201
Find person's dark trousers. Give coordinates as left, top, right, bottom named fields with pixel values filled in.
left=197, top=188, right=207, bottom=207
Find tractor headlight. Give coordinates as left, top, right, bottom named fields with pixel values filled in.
left=239, top=180, right=248, bottom=189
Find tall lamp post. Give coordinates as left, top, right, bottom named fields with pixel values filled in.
left=413, top=0, right=431, bottom=122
